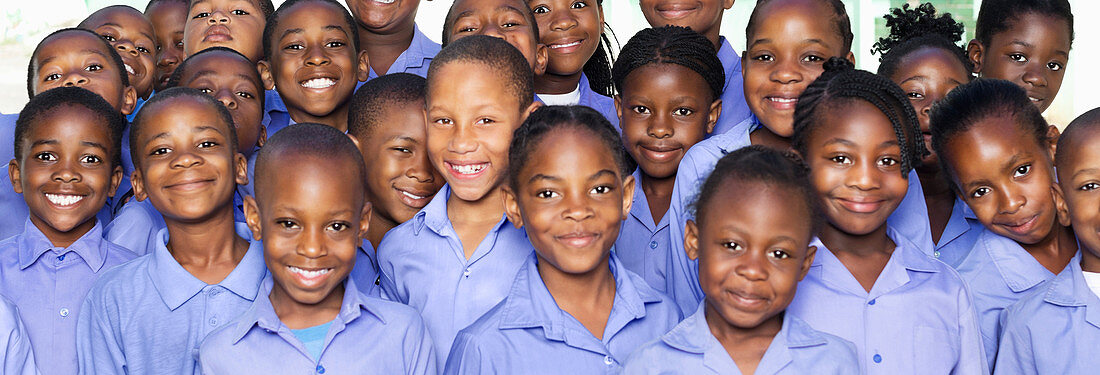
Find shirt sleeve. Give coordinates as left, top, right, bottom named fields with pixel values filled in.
left=404, top=314, right=437, bottom=375
left=442, top=331, right=489, bottom=375
left=76, top=291, right=127, bottom=375
left=0, top=302, right=38, bottom=375
left=376, top=239, right=408, bottom=304
left=992, top=307, right=1036, bottom=375
left=955, top=281, right=989, bottom=375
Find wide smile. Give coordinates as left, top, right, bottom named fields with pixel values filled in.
left=444, top=161, right=488, bottom=180
left=300, top=76, right=337, bottom=91
left=45, top=193, right=86, bottom=208
left=287, top=265, right=333, bottom=288
left=763, top=95, right=798, bottom=111
left=548, top=39, right=584, bottom=54
left=165, top=177, right=216, bottom=192
left=395, top=187, right=432, bottom=208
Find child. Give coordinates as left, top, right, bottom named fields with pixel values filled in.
left=105, top=46, right=267, bottom=255
left=78, top=5, right=158, bottom=101
left=346, top=73, right=443, bottom=294
left=346, top=0, right=440, bottom=79
left=623, top=146, right=859, bottom=374
left=528, top=0, right=617, bottom=126
left=260, top=0, right=369, bottom=135
left=183, top=0, right=274, bottom=63
left=930, top=78, right=1077, bottom=368
left=199, top=123, right=436, bottom=374
left=446, top=105, right=679, bottom=373
left=994, top=108, right=1100, bottom=374
left=873, top=3, right=980, bottom=268
left=0, top=28, right=138, bottom=240
left=785, top=59, right=984, bottom=375
left=146, top=0, right=188, bottom=93
left=0, top=295, right=37, bottom=374
left=611, top=26, right=723, bottom=292
left=2, top=87, right=138, bottom=375
left=968, top=0, right=1072, bottom=113
left=77, top=88, right=264, bottom=375
left=638, top=0, right=751, bottom=134
left=442, top=0, right=548, bottom=78
left=376, top=35, right=539, bottom=364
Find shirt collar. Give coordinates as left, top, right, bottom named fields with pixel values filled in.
left=979, top=228, right=1055, bottom=293
left=627, top=168, right=669, bottom=231
left=808, top=227, right=941, bottom=296
left=148, top=223, right=267, bottom=310
left=663, top=303, right=828, bottom=369
left=1042, top=259, right=1100, bottom=328
left=412, top=184, right=453, bottom=235
left=18, top=217, right=109, bottom=272
left=231, top=274, right=381, bottom=344
left=713, top=116, right=757, bottom=154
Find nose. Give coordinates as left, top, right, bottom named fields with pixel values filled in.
left=169, top=148, right=203, bottom=169
left=846, top=159, right=881, bottom=191
left=447, top=125, right=478, bottom=154
left=297, top=226, right=327, bottom=258
left=116, top=40, right=139, bottom=57
left=406, top=155, right=437, bottom=184
left=735, top=251, right=769, bottom=281
left=549, top=10, right=578, bottom=32
left=561, top=192, right=595, bottom=222
left=213, top=88, right=237, bottom=110
left=208, top=10, right=229, bottom=24
left=769, top=58, right=803, bottom=84
left=304, top=46, right=330, bottom=66
left=480, top=24, right=504, bottom=39
left=62, top=72, right=89, bottom=87
left=1021, top=64, right=1048, bottom=88
left=52, top=158, right=82, bottom=184
left=996, top=188, right=1027, bottom=215
left=157, top=49, right=181, bottom=68
left=647, top=116, right=673, bottom=139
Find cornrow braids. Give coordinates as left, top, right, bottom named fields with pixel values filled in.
left=872, top=3, right=973, bottom=80
left=507, top=105, right=632, bottom=191
left=583, top=29, right=616, bottom=96
left=792, top=57, right=925, bottom=177
left=612, top=26, right=724, bottom=102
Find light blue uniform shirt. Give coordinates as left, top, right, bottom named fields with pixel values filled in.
left=0, top=219, right=136, bottom=375
left=955, top=227, right=1071, bottom=368
left=365, top=25, right=440, bottom=80
left=994, top=260, right=1100, bottom=374
left=622, top=302, right=860, bottom=375
left=786, top=228, right=986, bottom=375
left=0, top=294, right=38, bottom=375
left=377, top=184, right=533, bottom=365
left=711, top=37, right=753, bottom=136
left=934, top=198, right=983, bottom=268
left=349, top=240, right=382, bottom=298
left=105, top=188, right=249, bottom=256
left=198, top=276, right=437, bottom=375
left=615, top=168, right=670, bottom=292
left=76, top=225, right=267, bottom=375
left=575, top=73, right=619, bottom=131
left=0, top=113, right=29, bottom=241
left=443, top=252, right=680, bottom=374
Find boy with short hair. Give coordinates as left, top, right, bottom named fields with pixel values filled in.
left=346, top=0, right=439, bottom=79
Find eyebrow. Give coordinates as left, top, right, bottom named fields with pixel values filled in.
left=387, top=135, right=419, bottom=143
left=528, top=169, right=618, bottom=184
left=821, top=138, right=854, bottom=147
left=191, top=70, right=260, bottom=85
left=31, top=140, right=59, bottom=147
left=30, top=139, right=108, bottom=152
left=748, top=38, right=826, bottom=50
left=38, top=49, right=109, bottom=67
left=1072, top=167, right=1100, bottom=181
left=148, top=125, right=227, bottom=141
left=455, top=5, right=525, bottom=21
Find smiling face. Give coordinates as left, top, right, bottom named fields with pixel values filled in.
left=504, top=127, right=633, bottom=275
left=972, top=13, right=1071, bottom=113
left=805, top=100, right=909, bottom=236
left=529, top=0, right=603, bottom=77
left=31, top=32, right=137, bottom=114
left=263, top=1, right=365, bottom=126
left=83, top=7, right=158, bottom=99
left=184, top=0, right=267, bottom=62
left=359, top=101, right=443, bottom=224
left=638, top=0, right=731, bottom=44
left=131, top=96, right=247, bottom=223
left=346, top=0, right=421, bottom=35
left=248, top=155, right=368, bottom=307
left=176, top=51, right=266, bottom=155
left=1057, top=129, right=1100, bottom=264
left=9, top=105, right=122, bottom=246
left=889, top=47, right=971, bottom=171
left=687, top=180, right=815, bottom=330
left=742, top=0, right=849, bottom=137
left=147, top=0, right=189, bottom=92
left=618, top=63, right=718, bottom=180
left=427, top=61, right=532, bottom=202
left=447, top=0, right=548, bottom=75
left=942, top=116, right=1059, bottom=245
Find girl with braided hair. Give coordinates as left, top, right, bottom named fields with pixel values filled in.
left=785, top=57, right=985, bottom=375
left=873, top=2, right=980, bottom=268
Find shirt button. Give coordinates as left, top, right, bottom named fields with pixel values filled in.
left=934, top=250, right=941, bottom=258
left=868, top=299, right=875, bottom=305
left=463, top=268, right=471, bottom=278
left=649, top=241, right=658, bottom=249
left=57, top=254, right=66, bottom=261
left=209, top=317, right=218, bottom=326
left=210, top=289, right=221, bottom=297
left=873, top=354, right=882, bottom=363
left=316, top=365, right=325, bottom=374
left=603, top=355, right=613, bottom=365
left=59, top=308, right=70, bottom=317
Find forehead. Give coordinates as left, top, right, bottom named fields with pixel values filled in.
left=524, top=127, right=618, bottom=174
left=147, top=1, right=189, bottom=23
left=428, top=62, right=521, bottom=108
left=139, top=97, right=231, bottom=139
left=750, top=0, right=842, bottom=46
left=946, top=115, right=1041, bottom=162
left=85, top=8, right=156, bottom=36
left=190, top=0, right=261, bottom=10
left=1061, top=130, right=1100, bottom=171
left=893, top=47, right=970, bottom=80
left=813, top=100, right=897, bottom=145
left=699, top=179, right=812, bottom=235
left=181, top=52, right=263, bottom=87
left=36, top=32, right=115, bottom=65
left=993, top=12, right=1072, bottom=52
left=26, top=105, right=112, bottom=142
left=622, top=63, right=710, bottom=94
left=454, top=0, right=530, bottom=20
left=276, top=1, right=352, bottom=31
left=258, top=154, right=363, bottom=201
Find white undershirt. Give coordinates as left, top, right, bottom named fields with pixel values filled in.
left=538, top=85, right=582, bottom=106
left=1082, top=270, right=1100, bottom=298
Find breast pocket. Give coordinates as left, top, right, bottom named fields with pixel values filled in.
left=914, top=325, right=959, bottom=374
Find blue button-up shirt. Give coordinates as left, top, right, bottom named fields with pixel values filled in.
left=366, top=25, right=440, bottom=80
left=76, top=225, right=267, bottom=375
left=623, top=302, right=860, bottom=374
left=935, top=198, right=983, bottom=268
left=198, top=275, right=436, bottom=374
left=576, top=73, right=619, bottom=131
left=786, top=228, right=986, bottom=375
left=710, top=37, right=753, bottom=136
left=1, top=113, right=28, bottom=241
left=105, top=189, right=249, bottom=256
left=444, top=252, right=679, bottom=374
left=955, top=227, right=1072, bottom=368
left=615, top=168, right=671, bottom=292
left=994, top=260, right=1100, bottom=374
left=377, top=184, right=533, bottom=365
left=0, top=294, right=38, bottom=374
left=350, top=240, right=382, bottom=298
left=0, top=219, right=136, bottom=375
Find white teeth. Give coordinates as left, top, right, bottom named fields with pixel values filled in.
left=768, top=97, right=797, bottom=103
left=401, top=191, right=425, bottom=200
left=1029, top=97, right=1041, bottom=102
left=46, top=193, right=84, bottom=207
left=551, top=41, right=582, bottom=49
left=450, top=163, right=486, bottom=175
left=301, top=78, right=336, bottom=89
left=124, top=64, right=135, bottom=75
left=288, top=266, right=330, bottom=279
left=374, top=0, right=395, bottom=4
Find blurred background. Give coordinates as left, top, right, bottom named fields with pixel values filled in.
left=2, top=0, right=1096, bottom=126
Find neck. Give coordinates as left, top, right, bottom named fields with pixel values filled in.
left=357, top=22, right=416, bottom=77
left=641, top=172, right=675, bottom=220
left=1081, top=248, right=1100, bottom=274
left=367, top=211, right=398, bottom=250
left=917, top=166, right=956, bottom=243
left=447, top=186, right=506, bottom=225
left=164, top=207, right=246, bottom=265
left=916, top=167, right=953, bottom=199
left=749, top=126, right=792, bottom=150
left=269, top=282, right=344, bottom=330
left=287, top=104, right=350, bottom=133
left=705, top=28, right=723, bottom=51
left=705, top=302, right=782, bottom=350
left=537, top=254, right=616, bottom=318
left=535, top=71, right=583, bottom=95
left=819, top=222, right=894, bottom=258
left=34, top=216, right=96, bottom=248
left=1022, top=222, right=1078, bottom=269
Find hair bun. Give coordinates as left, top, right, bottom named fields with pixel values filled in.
left=823, top=57, right=854, bottom=73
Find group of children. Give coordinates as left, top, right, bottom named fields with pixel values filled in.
left=0, top=0, right=1090, bottom=373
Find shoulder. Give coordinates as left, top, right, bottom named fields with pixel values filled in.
left=628, top=270, right=680, bottom=320
left=84, top=255, right=153, bottom=307
left=622, top=337, right=684, bottom=372
left=377, top=217, right=432, bottom=260
left=198, top=318, right=247, bottom=364
left=785, top=316, right=860, bottom=371
left=0, top=236, right=19, bottom=262
left=102, top=240, right=140, bottom=266
left=361, top=295, right=429, bottom=330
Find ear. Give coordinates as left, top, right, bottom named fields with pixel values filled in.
left=844, top=51, right=855, bottom=65
left=533, top=43, right=549, bottom=76
left=522, top=100, right=542, bottom=121
left=502, top=186, right=524, bottom=229
left=684, top=220, right=700, bottom=261
left=131, top=169, right=148, bottom=201
left=256, top=124, right=267, bottom=148
left=346, top=133, right=361, bottom=149
left=243, top=195, right=263, bottom=240
left=356, top=50, right=370, bottom=82
left=722, top=0, right=735, bottom=10
left=257, top=61, right=276, bottom=90
left=799, top=245, right=817, bottom=281
left=359, top=201, right=373, bottom=240
left=705, top=98, right=722, bottom=135
left=120, top=85, right=138, bottom=116
left=596, top=3, right=606, bottom=29
left=1046, top=125, right=1060, bottom=160
left=613, top=94, right=622, bottom=120
left=966, top=39, right=984, bottom=74
left=234, top=152, right=249, bottom=186
left=1052, top=183, right=1071, bottom=227
left=8, top=159, right=22, bottom=194
left=620, top=174, right=636, bottom=221
left=107, top=165, right=123, bottom=197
